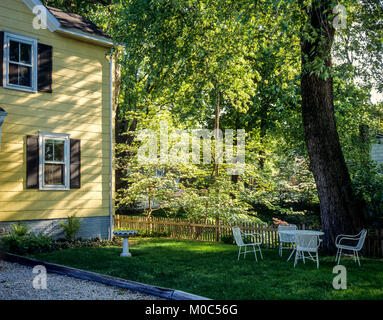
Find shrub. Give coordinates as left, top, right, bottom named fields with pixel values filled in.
left=10, top=221, right=30, bottom=237
left=220, top=235, right=235, bottom=245
left=0, top=233, right=55, bottom=255
left=60, top=215, right=82, bottom=241
left=54, top=237, right=122, bottom=250
left=135, top=230, right=170, bottom=238
left=113, top=228, right=170, bottom=238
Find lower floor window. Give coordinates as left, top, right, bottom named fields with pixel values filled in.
left=39, top=133, right=70, bottom=190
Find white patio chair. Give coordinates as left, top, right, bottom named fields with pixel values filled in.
left=335, top=229, right=367, bottom=267
left=277, top=224, right=297, bottom=259
left=232, top=227, right=263, bottom=262
left=294, top=233, right=321, bottom=269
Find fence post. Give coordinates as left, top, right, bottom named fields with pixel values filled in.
left=115, top=214, right=120, bottom=228
left=215, top=217, right=220, bottom=242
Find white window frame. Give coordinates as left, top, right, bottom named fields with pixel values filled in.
left=3, top=31, right=38, bottom=93
left=39, top=132, right=70, bottom=191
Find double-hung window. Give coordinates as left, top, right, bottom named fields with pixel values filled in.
left=39, top=133, right=70, bottom=190
left=3, top=32, right=37, bottom=92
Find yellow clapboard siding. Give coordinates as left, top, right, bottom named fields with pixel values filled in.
left=0, top=142, right=112, bottom=158
left=0, top=181, right=109, bottom=192
left=5, top=106, right=107, bottom=128
left=0, top=161, right=24, bottom=171
left=0, top=209, right=109, bottom=221
left=2, top=122, right=111, bottom=138
left=0, top=191, right=110, bottom=202
left=5, top=114, right=104, bottom=133
left=0, top=89, right=108, bottom=110
left=53, top=58, right=103, bottom=72
left=4, top=102, right=108, bottom=119
left=0, top=199, right=108, bottom=212
left=0, top=172, right=110, bottom=183
left=0, top=0, right=114, bottom=222
left=0, top=146, right=111, bottom=160
left=0, top=23, right=109, bottom=61
left=1, top=135, right=112, bottom=151
left=0, top=163, right=111, bottom=176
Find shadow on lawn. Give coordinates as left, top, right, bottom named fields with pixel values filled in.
left=29, top=238, right=383, bottom=300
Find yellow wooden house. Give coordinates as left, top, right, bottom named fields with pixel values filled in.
left=0, top=0, right=115, bottom=239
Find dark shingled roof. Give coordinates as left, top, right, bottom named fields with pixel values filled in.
left=46, top=6, right=111, bottom=39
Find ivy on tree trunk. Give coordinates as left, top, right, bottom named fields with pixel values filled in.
left=300, top=0, right=366, bottom=252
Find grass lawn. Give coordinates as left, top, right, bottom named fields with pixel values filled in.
left=29, top=238, right=383, bottom=300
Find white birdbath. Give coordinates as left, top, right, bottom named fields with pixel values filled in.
left=113, top=230, right=138, bottom=257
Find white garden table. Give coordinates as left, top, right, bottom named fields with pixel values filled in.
left=278, top=230, right=324, bottom=261
left=113, top=230, right=138, bottom=257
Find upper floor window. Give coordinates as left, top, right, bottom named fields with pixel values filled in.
left=3, top=32, right=37, bottom=92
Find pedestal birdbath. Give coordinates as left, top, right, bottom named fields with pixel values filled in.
left=113, top=230, right=138, bottom=257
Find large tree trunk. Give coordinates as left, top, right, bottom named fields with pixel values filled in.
left=300, top=1, right=366, bottom=252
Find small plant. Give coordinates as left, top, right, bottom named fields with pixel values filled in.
left=0, top=233, right=55, bottom=255
left=60, top=214, right=82, bottom=241
left=220, top=235, right=235, bottom=245
left=10, top=221, right=30, bottom=237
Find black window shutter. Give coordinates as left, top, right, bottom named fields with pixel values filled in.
left=37, top=43, right=52, bottom=93
left=26, top=135, right=39, bottom=189
left=70, top=139, right=81, bottom=189
left=0, top=31, right=3, bottom=87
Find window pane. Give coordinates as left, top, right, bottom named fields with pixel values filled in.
left=54, top=140, right=65, bottom=162
left=8, top=63, right=19, bottom=85
left=18, top=66, right=31, bottom=87
left=45, top=139, right=54, bottom=161
left=44, top=164, right=64, bottom=185
left=20, top=43, right=31, bottom=64
left=9, top=41, right=19, bottom=62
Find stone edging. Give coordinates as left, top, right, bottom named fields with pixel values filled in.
left=3, top=253, right=210, bottom=301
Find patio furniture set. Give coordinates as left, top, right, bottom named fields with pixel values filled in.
left=232, top=225, right=367, bottom=268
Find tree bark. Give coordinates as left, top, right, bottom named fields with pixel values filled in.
left=300, top=0, right=366, bottom=252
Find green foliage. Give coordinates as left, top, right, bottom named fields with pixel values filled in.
left=113, top=227, right=170, bottom=237
left=0, top=233, right=55, bottom=255
left=0, top=233, right=123, bottom=255
left=349, top=161, right=383, bottom=228
left=44, top=0, right=383, bottom=227
left=0, top=221, right=55, bottom=255
left=220, top=235, right=235, bottom=245
left=132, top=230, right=170, bottom=238
left=60, top=215, right=82, bottom=241
left=10, top=222, right=30, bottom=237
left=54, top=237, right=123, bottom=250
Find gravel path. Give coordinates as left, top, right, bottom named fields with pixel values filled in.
left=0, top=260, right=162, bottom=300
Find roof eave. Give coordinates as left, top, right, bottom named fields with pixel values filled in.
left=23, top=0, right=114, bottom=48
left=56, top=27, right=114, bottom=47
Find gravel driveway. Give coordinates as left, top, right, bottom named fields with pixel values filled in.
left=0, top=260, right=162, bottom=300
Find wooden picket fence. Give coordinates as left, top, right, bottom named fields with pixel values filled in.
left=114, top=215, right=383, bottom=258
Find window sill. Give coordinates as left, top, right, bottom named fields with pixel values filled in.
left=3, top=84, right=37, bottom=93
left=39, top=186, right=70, bottom=191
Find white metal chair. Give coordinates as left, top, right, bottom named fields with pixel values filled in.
left=277, top=224, right=297, bottom=260
left=294, top=233, right=321, bottom=269
left=232, top=227, right=263, bottom=261
left=335, top=229, right=367, bottom=267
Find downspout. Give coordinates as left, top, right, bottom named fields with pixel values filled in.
left=109, top=48, right=114, bottom=240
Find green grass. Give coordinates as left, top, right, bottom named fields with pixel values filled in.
left=29, top=238, right=383, bottom=300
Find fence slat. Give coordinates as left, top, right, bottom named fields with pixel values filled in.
left=114, top=216, right=383, bottom=257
